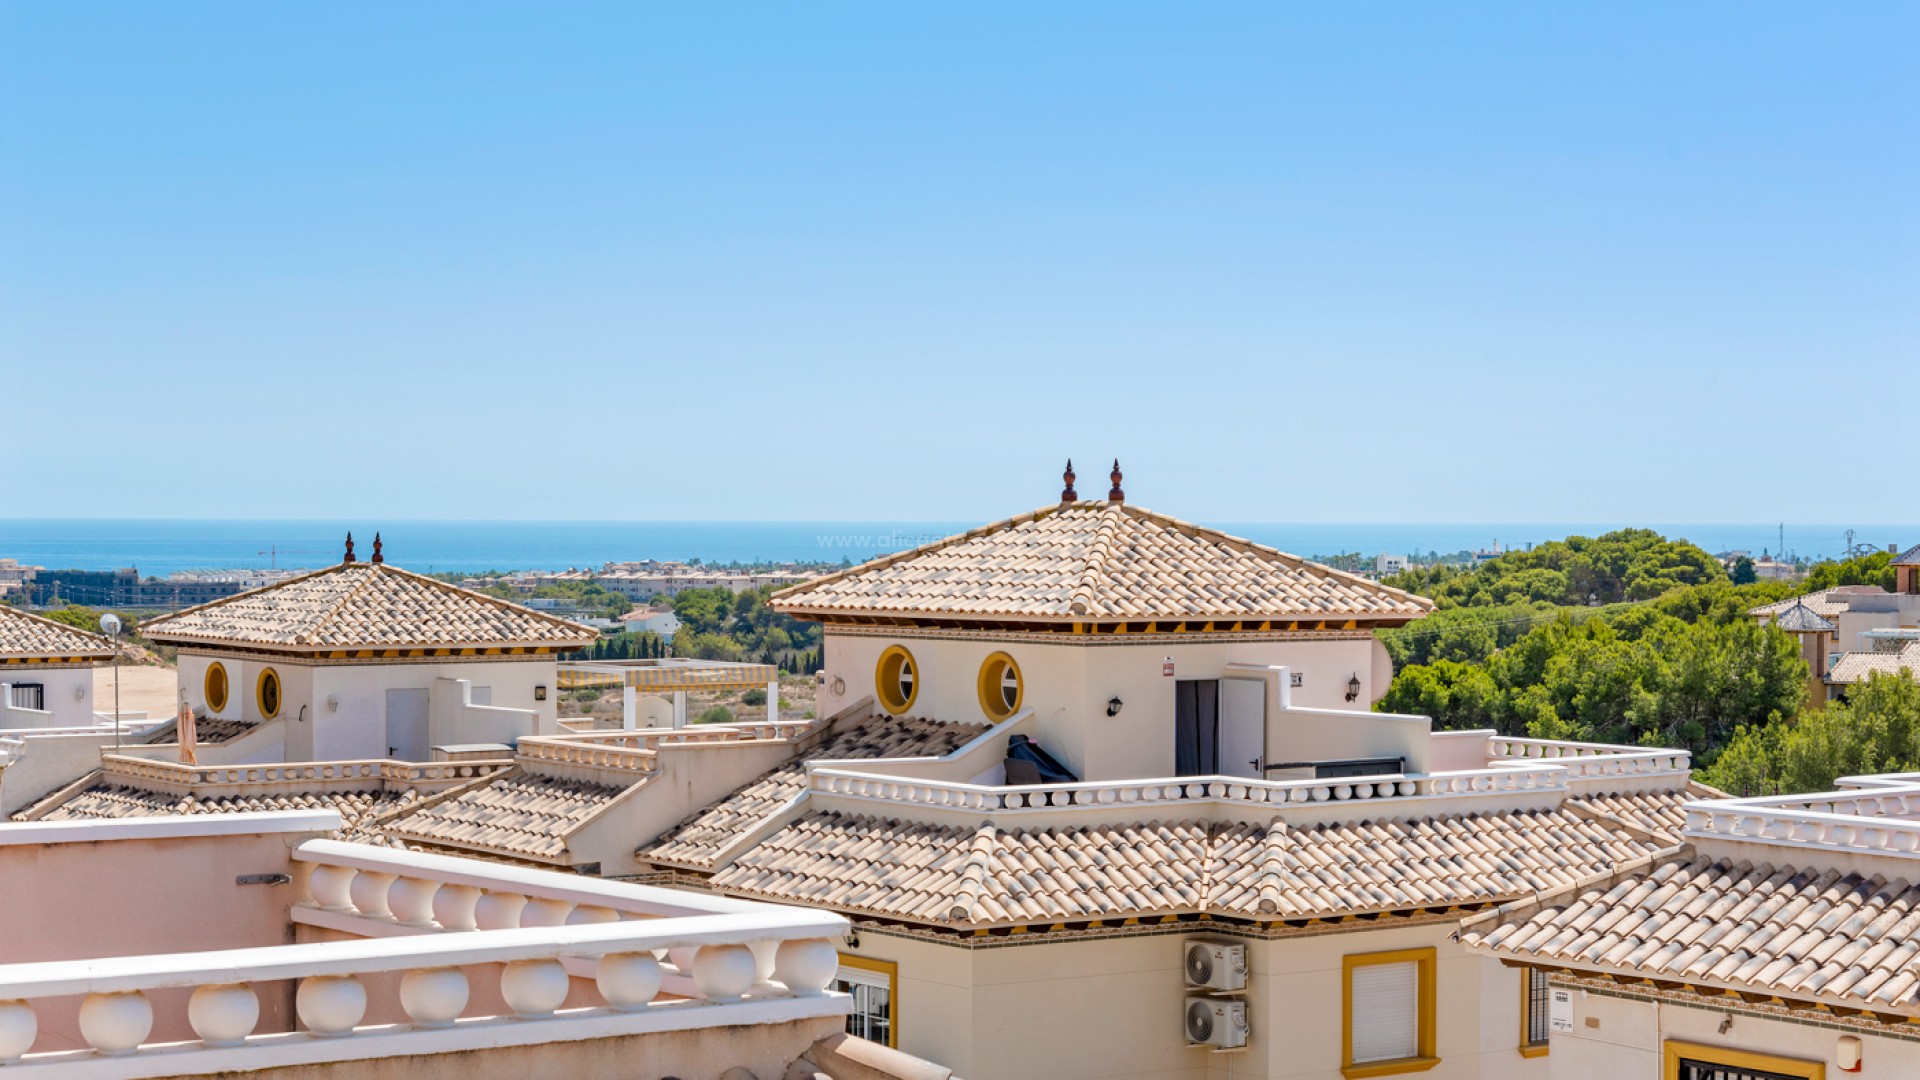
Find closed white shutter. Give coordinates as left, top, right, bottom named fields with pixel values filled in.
left=1350, top=961, right=1419, bottom=1064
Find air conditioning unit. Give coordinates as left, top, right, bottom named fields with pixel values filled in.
left=1185, top=997, right=1249, bottom=1049
left=1184, top=941, right=1246, bottom=991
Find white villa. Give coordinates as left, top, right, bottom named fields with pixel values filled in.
left=137, top=535, right=597, bottom=762
left=16, top=476, right=1920, bottom=1079
left=1462, top=771, right=1920, bottom=1080
left=0, top=604, right=113, bottom=728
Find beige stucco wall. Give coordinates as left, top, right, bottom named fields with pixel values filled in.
left=176, top=652, right=559, bottom=761
left=817, top=632, right=1392, bottom=782
left=1548, top=984, right=1918, bottom=1079
left=843, top=921, right=1550, bottom=1080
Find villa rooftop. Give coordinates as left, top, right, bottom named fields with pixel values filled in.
left=1750, top=586, right=1892, bottom=621
left=0, top=606, right=113, bottom=662
left=1829, top=644, right=1920, bottom=685
left=1461, top=851, right=1920, bottom=1017
left=771, top=500, right=1432, bottom=625
left=139, top=559, right=596, bottom=652
left=710, top=799, right=1681, bottom=929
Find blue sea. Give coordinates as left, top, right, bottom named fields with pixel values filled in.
left=0, top=520, right=1911, bottom=577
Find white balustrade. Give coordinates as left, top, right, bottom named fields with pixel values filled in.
left=0, top=854, right=847, bottom=1068
left=809, top=760, right=1571, bottom=818
left=1488, top=736, right=1691, bottom=778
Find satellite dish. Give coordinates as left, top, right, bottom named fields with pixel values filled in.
left=100, top=614, right=122, bottom=637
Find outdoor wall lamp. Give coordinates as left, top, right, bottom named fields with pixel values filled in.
left=535, top=685, right=548, bottom=701
left=1345, top=674, right=1362, bottom=702
left=74, top=686, right=86, bottom=701
left=325, top=695, right=339, bottom=713
left=1106, top=696, right=1124, bottom=717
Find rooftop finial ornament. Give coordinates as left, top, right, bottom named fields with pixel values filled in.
left=1108, top=459, right=1125, bottom=503
left=343, top=532, right=356, bottom=564
left=1061, top=459, right=1078, bottom=503
left=371, top=532, right=384, bottom=565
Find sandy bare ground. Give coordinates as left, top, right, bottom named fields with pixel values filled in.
left=93, top=664, right=180, bottom=721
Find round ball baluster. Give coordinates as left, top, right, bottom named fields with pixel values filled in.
left=595, top=953, right=662, bottom=1011
left=78, top=991, right=152, bottom=1056
left=692, top=944, right=757, bottom=1002
left=400, top=968, right=469, bottom=1029
left=188, top=983, right=259, bottom=1047
left=0, top=1000, right=37, bottom=1063
left=773, top=939, right=839, bottom=996
left=296, top=975, right=366, bottom=1037
left=500, top=959, right=570, bottom=1018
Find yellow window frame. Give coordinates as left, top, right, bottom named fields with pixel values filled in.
left=1518, top=966, right=1549, bottom=1058
left=1663, top=1039, right=1823, bottom=1080
left=976, top=651, right=1023, bottom=722
left=837, top=952, right=898, bottom=1048
left=875, top=645, right=919, bottom=716
left=1341, top=946, right=1439, bottom=1079
left=204, top=661, right=229, bottom=712
left=256, top=666, right=282, bottom=719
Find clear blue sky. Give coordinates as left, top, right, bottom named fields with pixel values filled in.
left=2, top=3, right=1913, bottom=523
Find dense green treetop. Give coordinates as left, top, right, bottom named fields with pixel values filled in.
left=1803, top=550, right=1895, bottom=592
left=1382, top=529, right=1727, bottom=609
left=1706, top=672, right=1920, bottom=795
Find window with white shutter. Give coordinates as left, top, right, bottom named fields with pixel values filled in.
left=1342, top=948, right=1437, bottom=1077
left=1350, top=961, right=1418, bottom=1063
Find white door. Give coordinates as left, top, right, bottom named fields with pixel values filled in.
left=385, top=688, right=430, bottom=760
left=1218, top=678, right=1267, bottom=779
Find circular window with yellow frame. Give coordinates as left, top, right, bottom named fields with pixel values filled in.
left=976, top=651, right=1023, bottom=722
left=874, top=645, right=919, bottom=716
left=257, top=667, right=283, bottom=719
left=204, top=662, right=229, bottom=712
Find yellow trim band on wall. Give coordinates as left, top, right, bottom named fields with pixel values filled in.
left=204, top=661, right=229, bottom=712
left=1662, top=1039, right=1822, bottom=1080
left=976, top=651, right=1023, bottom=722
left=875, top=645, right=919, bottom=716
left=1341, top=946, right=1439, bottom=1079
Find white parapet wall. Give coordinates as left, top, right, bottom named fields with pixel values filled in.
left=0, top=820, right=852, bottom=1078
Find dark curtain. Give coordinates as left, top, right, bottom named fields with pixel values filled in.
left=1174, top=680, right=1219, bottom=776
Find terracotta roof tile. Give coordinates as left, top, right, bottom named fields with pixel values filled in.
left=0, top=606, right=113, bottom=662
left=771, top=502, right=1431, bottom=624
left=1751, top=588, right=1888, bottom=621
left=1461, top=853, right=1920, bottom=1016
left=26, top=784, right=419, bottom=845
left=710, top=803, right=1671, bottom=927
left=643, top=715, right=986, bottom=870
left=140, top=562, right=595, bottom=651
left=1829, top=646, right=1920, bottom=685
left=383, top=771, right=631, bottom=861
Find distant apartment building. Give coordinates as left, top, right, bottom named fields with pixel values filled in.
left=1373, top=552, right=1408, bottom=575
left=0, top=559, right=42, bottom=600
left=494, top=562, right=819, bottom=601
left=109, top=567, right=306, bottom=609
